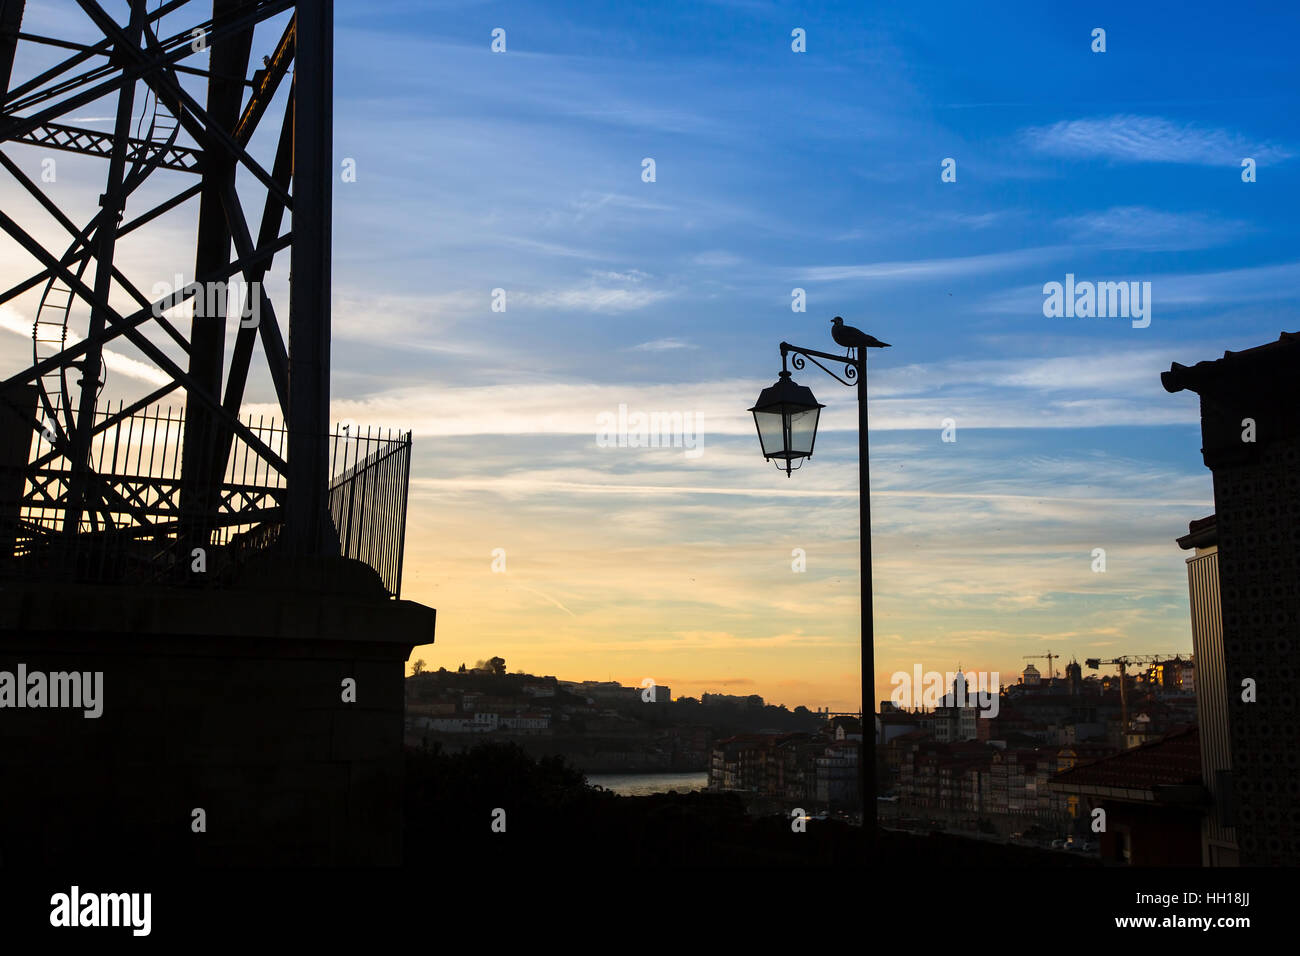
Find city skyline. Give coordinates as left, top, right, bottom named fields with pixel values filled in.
left=2, top=1, right=1297, bottom=711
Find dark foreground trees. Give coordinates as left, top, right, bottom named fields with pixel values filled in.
left=403, top=743, right=1093, bottom=867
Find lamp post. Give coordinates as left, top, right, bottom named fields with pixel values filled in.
left=749, top=320, right=889, bottom=833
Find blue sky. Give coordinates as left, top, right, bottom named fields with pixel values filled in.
left=2, top=1, right=1298, bottom=708
left=318, top=1, right=1300, bottom=704
left=328, top=0, right=1299, bottom=386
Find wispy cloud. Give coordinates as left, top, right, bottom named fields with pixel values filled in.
left=0, top=305, right=170, bottom=388
left=629, top=337, right=697, bottom=351
left=280, top=345, right=1199, bottom=443
left=568, top=192, right=675, bottom=224
left=693, top=250, right=744, bottom=268
left=1024, top=114, right=1293, bottom=165
left=792, top=247, right=1066, bottom=283
left=979, top=260, right=1300, bottom=315
left=518, top=285, right=669, bottom=313
left=1057, top=205, right=1247, bottom=251
left=516, top=270, right=669, bottom=313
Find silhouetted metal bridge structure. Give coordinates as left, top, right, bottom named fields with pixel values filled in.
left=0, top=1, right=411, bottom=595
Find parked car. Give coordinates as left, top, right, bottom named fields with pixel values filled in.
left=1050, top=838, right=1067, bottom=849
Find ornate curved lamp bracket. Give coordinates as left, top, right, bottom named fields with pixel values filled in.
left=780, top=342, right=860, bottom=387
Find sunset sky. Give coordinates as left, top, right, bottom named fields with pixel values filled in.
left=3, top=1, right=1299, bottom=710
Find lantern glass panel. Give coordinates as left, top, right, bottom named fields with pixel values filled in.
left=753, top=408, right=787, bottom=458
left=788, top=407, right=820, bottom=457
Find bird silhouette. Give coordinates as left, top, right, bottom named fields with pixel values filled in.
left=830, top=316, right=890, bottom=350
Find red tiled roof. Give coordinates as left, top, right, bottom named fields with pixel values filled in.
left=1054, top=725, right=1200, bottom=791
left=889, top=730, right=930, bottom=744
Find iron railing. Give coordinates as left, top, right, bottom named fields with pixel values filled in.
left=329, top=427, right=412, bottom=604
left=0, top=400, right=412, bottom=597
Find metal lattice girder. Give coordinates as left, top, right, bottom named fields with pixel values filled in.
left=9, top=119, right=201, bottom=172
left=0, top=0, right=328, bottom=552
left=22, top=472, right=282, bottom=520
left=0, top=203, right=291, bottom=472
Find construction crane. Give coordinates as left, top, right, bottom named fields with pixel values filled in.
left=1023, top=652, right=1060, bottom=683
left=1084, top=654, right=1172, bottom=742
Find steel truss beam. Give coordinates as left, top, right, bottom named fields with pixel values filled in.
left=0, top=0, right=321, bottom=553
left=10, top=119, right=201, bottom=172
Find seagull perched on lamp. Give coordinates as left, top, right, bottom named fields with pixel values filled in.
left=831, top=316, right=890, bottom=351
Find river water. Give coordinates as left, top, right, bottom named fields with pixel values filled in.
left=584, top=771, right=709, bottom=796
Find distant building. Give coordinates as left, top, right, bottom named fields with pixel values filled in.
left=569, top=680, right=670, bottom=708
left=417, top=712, right=499, bottom=734
left=709, top=734, right=770, bottom=792
left=1051, top=726, right=1203, bottom=865
left=1065, top=659, right=1082, bottom=695
left=814, top=741, right=858, bottom=807
left=500, top=713, right=550, bottom=734
left=1061, top=722, right=1107, bottom=745
left=406, top=700, right=456, bottom=717
left=1177, top=513, right=1237, bottom=866
left=879, top=710, right=923, bottom=747
left=825, top=715, right=862, bottom=740
left=708, top=730, right=856, bottom=807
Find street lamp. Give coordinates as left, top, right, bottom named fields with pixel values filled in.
left=748, top=371, right=825, bottom=476
left=750, top=318, right=889, bottom=835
